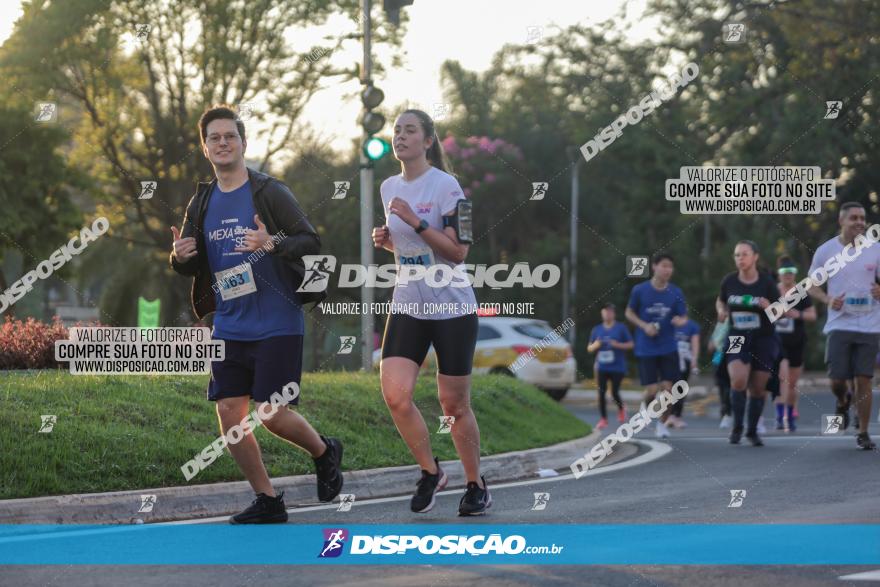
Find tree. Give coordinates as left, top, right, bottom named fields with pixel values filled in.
left=0, top=90, right=87, bottom=316
left=1, top=0, right=402, bottom=324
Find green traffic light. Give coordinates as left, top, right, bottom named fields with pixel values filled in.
left=364, top=137, right=390, bottom=161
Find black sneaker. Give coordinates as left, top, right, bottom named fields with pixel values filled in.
left=458, top=476, right=492, bottom=516
left=229, top=492, right=288, bottom=524
left=410, top=458, right=448, bottom=513
left=836, top=402, right=851, bottom=431
left=729, top=427, right=743, bottom=444
left=856, top=433, right=877, bottom=450
left=314, top=436, right=344, bottom=502
left=745, top=432, right=764, bottom=447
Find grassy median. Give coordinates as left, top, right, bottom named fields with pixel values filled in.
left=2, top=371, right=589, bottom=499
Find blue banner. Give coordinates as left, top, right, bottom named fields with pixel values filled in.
left=0, top=524, right=878, bottom=565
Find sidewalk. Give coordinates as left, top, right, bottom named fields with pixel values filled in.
left=0, top=431, right=600, bottom=524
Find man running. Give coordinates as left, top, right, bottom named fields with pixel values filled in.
left=807, top=201, right=878, bottom=450
left=625, top=253, right=689, bottom=439
left=170, top=105, right=344, bottom=523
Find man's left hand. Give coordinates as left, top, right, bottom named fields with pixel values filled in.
left=234, top=214, right=273, bottom=252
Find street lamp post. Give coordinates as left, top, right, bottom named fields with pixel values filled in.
left=569, top=153, right=582, bottom=345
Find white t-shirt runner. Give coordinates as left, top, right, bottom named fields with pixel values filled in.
left=809, top=234, right=880, bottom=334
left=380, top=166, right=477, bottom=320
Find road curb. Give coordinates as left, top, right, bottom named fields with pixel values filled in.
left=565, top=386, right=709, bottom=403
left=0, top=430, right=600, bottom=524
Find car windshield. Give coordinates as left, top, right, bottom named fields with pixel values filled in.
left=477, top=325, right=501, bottom=340
left=513, top=322, right=554, bottom=340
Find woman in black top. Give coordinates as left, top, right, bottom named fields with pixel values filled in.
left=773, top=255, right=817, bottom=431
left=715, top=240, right=780, bottom=446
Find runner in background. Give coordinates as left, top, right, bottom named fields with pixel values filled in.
left=669, top=318, right=700, bottom=428
left=717, top=240, right=779, bottom=446
left=588, top=303, right=633, bottom=429
left=773, top=255, right=816, bottom=431
left=625, top=253, right=689, bottom=439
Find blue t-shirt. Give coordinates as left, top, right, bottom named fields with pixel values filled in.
left=674, top=318, right=700, bottom=363
left=627, top=280, right=687, bottom=357
left=589, top=321, right=632, bottom=373
left=203, top=181, right=303, bottom=340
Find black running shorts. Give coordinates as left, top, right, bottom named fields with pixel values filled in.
left=381, top=313, right=478, bottom=376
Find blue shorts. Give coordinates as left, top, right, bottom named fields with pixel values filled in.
left=637, top=352, right=679, bottom=386
left=208, top=335, right=303, bottom=404
left=723, top=333, right=779, bottom=373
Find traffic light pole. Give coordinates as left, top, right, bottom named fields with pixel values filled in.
left=360, top=0, right=374, bottom=371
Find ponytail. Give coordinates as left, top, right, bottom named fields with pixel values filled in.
left=402, top=108, right=454, bottom=175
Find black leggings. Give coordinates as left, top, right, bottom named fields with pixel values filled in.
left=597, top=371, right=624, bottom=418
left=671, top=363, right=691, bottom=417
left=716, top=359, right=731, bottom=416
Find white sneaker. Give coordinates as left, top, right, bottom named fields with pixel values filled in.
left=655, top=421, right=671, bottom=439
left=666, top=415, right=679, bottom=428
left=719, top=415, right=733, bottom=429
left=757, top=416, right=767, bottom=434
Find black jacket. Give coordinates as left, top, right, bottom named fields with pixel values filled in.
left=170, top=168, right=326, bottom=320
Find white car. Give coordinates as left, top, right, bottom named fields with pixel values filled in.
left=474, top=317, right=576, bottom=401
left=373, top=316, right=577, bottom=401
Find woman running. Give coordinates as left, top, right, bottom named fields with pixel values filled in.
left=773, top=255, right=817, bottom=431
left=716, top=240, right=780, bottom=446
left=669, top=317, right=700, bottom=428
left=588, top=303, right=633, bottom=429
left=371, top=108, right=490, bottom=516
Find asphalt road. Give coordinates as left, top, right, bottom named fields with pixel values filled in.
left=2, top=382, right=878, bottom=586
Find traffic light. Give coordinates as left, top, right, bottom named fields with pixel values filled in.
left=360, top=84, right=385, bottom=134
left=364, top=136, right=391, bottom=161
left=384, top=0, right=414, bottom=26
left=360, top=82, right=389, bottom=162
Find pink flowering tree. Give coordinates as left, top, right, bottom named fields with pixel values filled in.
left=441, top=135, right=526, bottom=261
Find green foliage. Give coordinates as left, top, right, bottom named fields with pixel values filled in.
left=427, top=1, right=880, bottom=374
left=0, top=0, right=400, bottom=324
left=3, top=0, right=877, bottom=375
